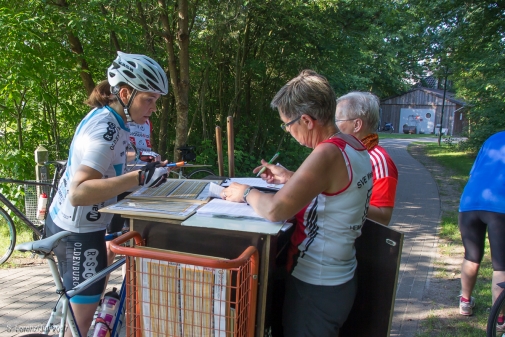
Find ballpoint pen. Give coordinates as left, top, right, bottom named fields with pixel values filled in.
left=256, top=152, right=280, bottom=177
left=165, top=161, right=187, bottom=168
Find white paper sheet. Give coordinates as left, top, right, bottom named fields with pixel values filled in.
left=221, top=177, right=284, bottom=190
left=196, top=198, right=282, bottom=223
left=208, top=182, right=225, bottom=198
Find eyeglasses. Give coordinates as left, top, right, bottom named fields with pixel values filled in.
left=280, top=115, right=302, bottom=133
left=335, top=118, right=357, bottom=123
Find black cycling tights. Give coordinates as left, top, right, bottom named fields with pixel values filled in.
left=459, top=210, right=505, bottom=271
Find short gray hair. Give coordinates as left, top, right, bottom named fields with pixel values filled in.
left=270, top=70, right=336, bottom=126
left=336, top=91, right=380, bottom=132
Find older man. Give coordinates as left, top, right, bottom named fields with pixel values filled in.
left=335, top=91, right=398, bottom=225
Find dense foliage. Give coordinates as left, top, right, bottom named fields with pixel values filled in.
left=0, top=0, right=502, bottom=185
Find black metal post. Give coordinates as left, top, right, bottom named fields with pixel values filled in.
left=438, top=68, right=449, bottom=146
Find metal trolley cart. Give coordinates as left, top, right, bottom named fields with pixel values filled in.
left=110, top=231, right=259, bottom=337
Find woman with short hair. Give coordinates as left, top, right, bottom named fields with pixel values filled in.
left=222, top=70, right=373, bottom=336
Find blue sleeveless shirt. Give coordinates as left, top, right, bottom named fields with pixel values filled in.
left=460, top=131, right=505, bottom=213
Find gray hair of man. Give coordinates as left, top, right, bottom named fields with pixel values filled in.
left=336, top=91, right=380, bottom=132
left=271, top=69, right=337, bottom=126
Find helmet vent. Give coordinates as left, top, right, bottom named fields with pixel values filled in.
left=127, top=60, right=136, bottom=68
left=143, top=69, right=157, bottom=82
left=146, top=79, right=162, bottom=93
left=138, top=84, right=149, bottom=90
left=123, top=70, right=137, bottom=79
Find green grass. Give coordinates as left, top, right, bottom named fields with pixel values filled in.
left=422, top=142, right=476, bottom=189
left=0, top=229, right=35, bottom=268
left=413, top=143, right=493, bottom=337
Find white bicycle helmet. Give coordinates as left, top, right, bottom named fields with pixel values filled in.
left=108, top=51, right=168, bottom=94
left=108, top=51, right=169, bottom=122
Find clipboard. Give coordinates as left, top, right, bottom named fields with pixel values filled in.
left=99, top=198, right=201, bottom=221
left=128, top=178, right=223, bottom=203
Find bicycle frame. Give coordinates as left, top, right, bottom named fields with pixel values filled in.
left=0, top=160, right=64, bottom=238
left=0, top=179, right=55, bottom=237
left=41, top=252, right=126, bottom=337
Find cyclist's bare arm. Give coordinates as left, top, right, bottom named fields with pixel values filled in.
left=69, top=165, right=139, bottom=206
left=366, top=205, right=393, bottom=226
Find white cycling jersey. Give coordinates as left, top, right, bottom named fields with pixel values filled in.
left=48, top=106, right=130, bottom=233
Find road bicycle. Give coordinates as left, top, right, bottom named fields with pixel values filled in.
left=0, top=160, right=66, bottom=264
left=127, top=142, right=217, bottom=180
left=487, top=283, right=505, bottom=336
left=14, top=230, right=131, bottom=337
left=169, top=164, right=217, bottom=179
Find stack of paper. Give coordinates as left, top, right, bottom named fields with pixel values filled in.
left=196, top=198, right=279, bottom=222
left=221, top=177, right=284, bottom=189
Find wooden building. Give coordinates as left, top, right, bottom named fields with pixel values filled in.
left=380, top=87, right=467, bottom=135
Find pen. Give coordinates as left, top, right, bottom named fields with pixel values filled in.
left=165, top=161, right=187, bottom=168
left=256, top=152, right=280, bottom=177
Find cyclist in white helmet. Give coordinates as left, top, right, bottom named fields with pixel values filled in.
left=45, top=51, right=169, bottom=337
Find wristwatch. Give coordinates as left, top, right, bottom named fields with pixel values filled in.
left=243, top=186, right=255, bottom=205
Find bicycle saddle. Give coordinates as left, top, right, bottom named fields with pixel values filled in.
left=15, top=231, right=72, bottom=254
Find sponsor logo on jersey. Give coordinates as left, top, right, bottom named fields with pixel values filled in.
left=82, top=248, right=99, bottom=279
left=103, top=122, right=117, bottom=141
left=72, top=242, right=82, bottom=286
left=86, top=204, right=101, bottom=221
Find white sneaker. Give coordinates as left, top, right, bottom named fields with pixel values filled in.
left=459, top=296, right=475, bottom=316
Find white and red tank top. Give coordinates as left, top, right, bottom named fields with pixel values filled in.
left=287, top=135, right=373, bottom=286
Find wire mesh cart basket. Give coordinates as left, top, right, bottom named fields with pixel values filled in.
left=24, top=180, right=52, bottom=224
left=110, top=231, right=260, bottom=337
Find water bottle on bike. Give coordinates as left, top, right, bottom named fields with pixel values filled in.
left=93, top=288, right=120, bottom=337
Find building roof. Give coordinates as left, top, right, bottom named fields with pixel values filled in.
left=381, top=86, right=466, bottom=106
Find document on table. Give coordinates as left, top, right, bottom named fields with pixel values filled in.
left=196, top=198, right=283, bottom=223
left=100, top=199, right=200, bottom=220
left=208, top=182, right=225, bottom=198
left=221, top=177, right=284, bottom=190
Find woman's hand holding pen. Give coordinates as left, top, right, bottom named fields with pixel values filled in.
left=253, top=159, right=293, bottom=184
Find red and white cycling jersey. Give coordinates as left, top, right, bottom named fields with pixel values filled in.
left=368, top=145, right=398, bottom=208
left=128, top=120, right=152, bottom=152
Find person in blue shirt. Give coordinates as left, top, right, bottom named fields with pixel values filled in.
left=458, top=131, right=505, bottom=328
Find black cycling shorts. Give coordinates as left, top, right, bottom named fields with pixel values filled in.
left=45, top=216, right=107, bottom=304
left=459, top=210, right=505, bottom=271
left=283, top=274, right=357, bottom=337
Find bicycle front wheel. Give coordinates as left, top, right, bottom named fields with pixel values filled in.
left=186, top=169, right=217, bottom=179
left=0, top=207, right=16, bottom=264
left=487, top=286, right=505, bottom=337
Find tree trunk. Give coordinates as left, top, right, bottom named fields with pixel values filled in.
left=200, top=67, right=209, bottom=140
left=67, top=32, right=95, bottom=95
left=158, top=0, right=192, bottom=160
left=174, top=0, right=190, bottom=160
left=53, top=0, right=95, bottom=95
left=157, top=96, right=170, bottom=158
left=136, top=1, right=155, bottom=54
left=100, top=4, right=121, bottom=52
